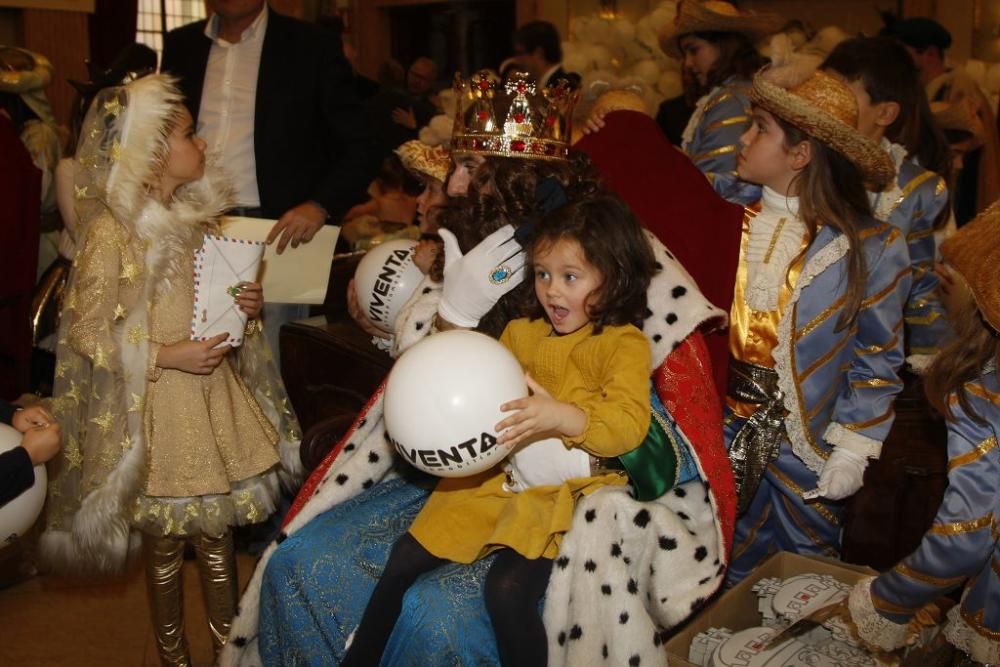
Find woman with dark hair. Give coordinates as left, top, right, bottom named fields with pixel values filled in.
left=658, top=1, right=782, bottom=204
left=221, top=71, right=736, bottom=667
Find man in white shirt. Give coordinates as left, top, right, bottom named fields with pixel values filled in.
left=163, top=0, right=375, bottom=358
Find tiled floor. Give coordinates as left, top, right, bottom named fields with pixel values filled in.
left=0, top=540, right=257, bottom=666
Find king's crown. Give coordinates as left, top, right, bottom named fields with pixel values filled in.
left=451, top=70, right=578, bottom=161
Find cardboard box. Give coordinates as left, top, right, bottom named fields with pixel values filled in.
left=664, top=551, right=876, bottom=667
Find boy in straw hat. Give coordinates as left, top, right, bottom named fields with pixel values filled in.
left=721, top=63, right=911, bottom=585
left=658, top=1, right=783, bottom=204
left=822, top=36, right=953, bottom=372
left=846, top=201, right=1000, bottom=664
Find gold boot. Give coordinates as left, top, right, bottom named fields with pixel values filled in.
left=193, top=530, right=238, bottom=653
left=143, top=533, right=190, bottom=667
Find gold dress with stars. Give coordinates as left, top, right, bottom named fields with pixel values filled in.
left=41, top=172, right=302, bottom=573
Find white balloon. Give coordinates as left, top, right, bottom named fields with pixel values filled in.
left=0, top=423, right=46, bottom=547
left=384, top=330, right=526, bottom=478
left=354, top=239, right=424, bottom=333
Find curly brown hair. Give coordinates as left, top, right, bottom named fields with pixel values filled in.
left=526, top=194, right=656, bottom=333
left=433, top=151, right=603, bottom=338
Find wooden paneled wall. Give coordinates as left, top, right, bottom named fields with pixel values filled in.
left=20, top=8, right=88, bottom=130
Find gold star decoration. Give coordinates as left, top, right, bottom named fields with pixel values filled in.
left=120, top=260, right=140, bottom=286
left=128, top=392, right=143, bottom=414
left=92, top=344, right=111, bottom=371
left=90, top=410, right=115, bottom=436
left=64, top=436, right=83, bottom=470
left=110, top=138, right=122, bottom=162
left=65, top=380, right=82, bottom=405
left=120, top=433, right=133, bottom=453
left=112, top=303, right=127, bottom=320
left=127, top=325, right=147, bottom=345
left=74, top=184, right=88, bottom=200
left=54, top=360, right=70, bottom=379
left=103, top=96, right=123, bottom=117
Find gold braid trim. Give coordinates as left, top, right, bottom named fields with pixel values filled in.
left=928, top=513, right=993, bottom=536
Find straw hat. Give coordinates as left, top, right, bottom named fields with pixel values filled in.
left=659, top=1, right=784, bottom=59
left=939, top=200, right=1000, bottom=332
left=395, top=140, right=451, bottom=183
left=750, top=69, right=895, bottom=189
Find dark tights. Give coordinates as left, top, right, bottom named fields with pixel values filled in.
left=341, top=533, right=553, bottom=667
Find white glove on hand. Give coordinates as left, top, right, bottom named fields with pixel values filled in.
left=437, top=225, right=526, bottom=328
left=816, top=447, right=868, bottom=500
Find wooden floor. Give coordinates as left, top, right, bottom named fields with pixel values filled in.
left=0, top=539, right=257, bottom=666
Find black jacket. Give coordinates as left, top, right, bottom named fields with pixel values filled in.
left=161, top=8, right=377, bottom=219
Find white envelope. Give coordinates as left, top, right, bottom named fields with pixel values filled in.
left=191, top=234, right=265, bottom=348
left=220, top=216, right=341, bottom=304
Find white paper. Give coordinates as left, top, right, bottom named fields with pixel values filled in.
left=220, top=216, right=340, bottom=304
left=191, top=234, right=265, bottom=347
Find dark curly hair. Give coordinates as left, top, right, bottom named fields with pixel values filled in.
left=432, top=151, right=603, bottom=338
left=526, top=194, right=656, bottom=333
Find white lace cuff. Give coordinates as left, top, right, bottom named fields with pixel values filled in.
left=824, top=422, right=882, bottom=459
left=906, top=353, right=936, bottom=375
left=944, top=599, right=1000, bottom=664
left=848, top=577, right=911, bottom=651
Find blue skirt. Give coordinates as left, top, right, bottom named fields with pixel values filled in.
left=258, top=476, right=501, bottom=666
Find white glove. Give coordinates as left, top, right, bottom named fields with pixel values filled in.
left=436, top=225, right=527, bottom=328
left=816, top=447, right=868, bottom=500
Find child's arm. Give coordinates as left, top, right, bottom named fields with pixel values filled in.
left=848, top=389, right=999, bottom=650
left=65, top=215, right=124, bottom=370
left=819, top=226, right=912, bottom=498
left=497, top=327, right=651, bottom=457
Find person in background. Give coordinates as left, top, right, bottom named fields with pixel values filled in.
left=161, top=0, right=376, bottom=363
left=657, top=1, right=782, bottom=205
left=881, top=16, right=1000, bottom=225
left=822, top=37, right=952, bottom=371
left=846, top=202, right=1000, bottom=665
left=512, top=20, right=579, bottom=89
left=0, top=400, right=59, bottom=507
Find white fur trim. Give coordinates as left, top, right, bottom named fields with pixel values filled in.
left=848, top=577, right=912, bottom=652
left=823, top=422, right=883, bottom=460
left=772, top=233, right=850, bottom=474
left=643, top=231, right=726, bottom=369
left=870, top=140, right=907, bottom=222
left=392, top=275, right=442, bottom=357
left=944, top=596, right=1000, bottom=664
left=906, top=353, right=936, bottom=375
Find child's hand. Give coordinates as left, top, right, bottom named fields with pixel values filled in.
left=157, top=333, right=231, bottom=375
left=235, top=282, right=264, bottom=319
left=495, top=375, right=586, bottom=448
left=12, top=405, right=54, bottom=433
left=21, top=423, right=61, bottom=465
left=347, top=279, right=392, bottom=340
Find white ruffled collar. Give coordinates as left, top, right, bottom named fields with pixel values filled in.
left=745, top=188, right=806, bottom=312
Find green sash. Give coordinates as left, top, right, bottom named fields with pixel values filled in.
left=617, top=409, right=682, bottom=502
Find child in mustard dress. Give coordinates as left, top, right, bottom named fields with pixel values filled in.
left=342, top=194, right=657, bottom=667
left=38, top=75, right=301, bottom=667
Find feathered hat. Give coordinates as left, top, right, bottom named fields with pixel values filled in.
left=450, top=70, right=578, bottom=161
left=659, top=1, right=784, bottom=59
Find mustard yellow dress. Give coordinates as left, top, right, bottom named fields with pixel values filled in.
left=409, top=318, right=652, bottom=562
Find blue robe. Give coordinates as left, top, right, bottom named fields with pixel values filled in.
left=727, top=216, right=911, bottom=585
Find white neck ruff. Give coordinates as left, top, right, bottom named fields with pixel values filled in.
left=745, top=187, right=807, bottom=312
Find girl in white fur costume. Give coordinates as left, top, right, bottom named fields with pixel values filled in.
left=38, top=74, right=301, bottom=667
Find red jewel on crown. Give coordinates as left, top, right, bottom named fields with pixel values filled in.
left=514, top=112, right=525, bottom=123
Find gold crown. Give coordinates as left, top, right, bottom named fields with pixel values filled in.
left=450, top=70, right=579, bottom=161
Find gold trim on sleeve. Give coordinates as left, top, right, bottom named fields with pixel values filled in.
left=948, top=436, right=999, bottom=471
left=893, top=562, right=967, bottom=587
left=928, top=514, right=992, bottom=536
